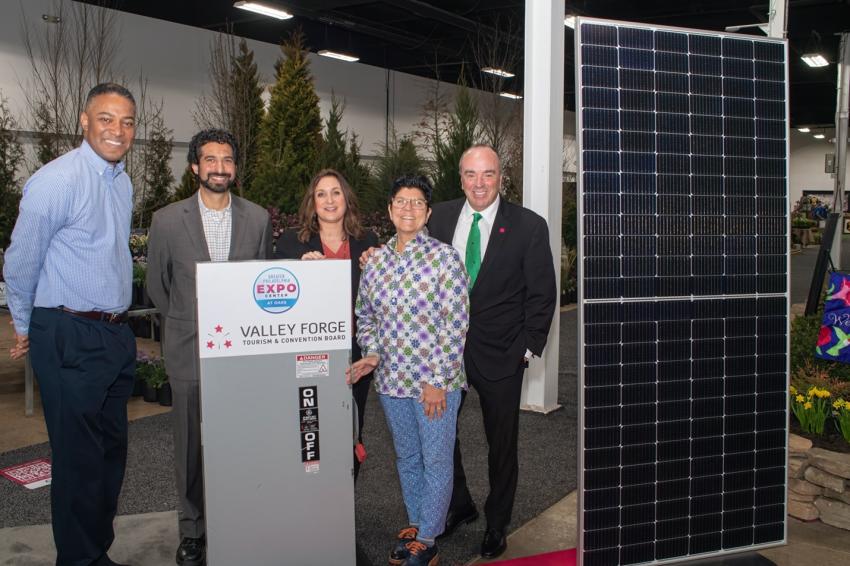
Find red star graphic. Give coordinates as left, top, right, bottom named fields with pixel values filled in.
left=206, top=341, right=215, bottom=349
left=215, top=325, right=223, bottom=333
left=224, top=340, right=232, bottom=348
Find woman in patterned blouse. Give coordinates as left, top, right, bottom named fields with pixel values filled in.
left=347, top=175, right=469, bottom=566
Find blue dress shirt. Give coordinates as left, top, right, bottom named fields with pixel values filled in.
left=3, top=140, right=133, bottom=335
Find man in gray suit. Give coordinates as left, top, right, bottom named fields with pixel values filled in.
left=146, top=129, right=272, bottom=566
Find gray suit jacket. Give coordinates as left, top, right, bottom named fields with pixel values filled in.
left=146, top=192, right=273, bottom=382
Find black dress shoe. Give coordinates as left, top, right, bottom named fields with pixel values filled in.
left=176, top=536, right=206, bottom=566
left=480, top=527, right=507, bottom=559
left=440, top=503, right=479, bottom=538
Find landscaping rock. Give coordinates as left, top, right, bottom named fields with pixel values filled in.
left=788, top=490, right=818, bottom=503
left=804, top=466, right=846, bottom=492
left=789, top=434, right=813, bottom=454
left=788, top=498, right=819, bottom=521
left=788, top=456, right=809, bottom=479
left=824, top=488, right=850, bottom=505
left=808, top=448, right=850, bottom=480
left=814, top=497, right=850, bottom=530
left=788, top=478, right=823, bottom=496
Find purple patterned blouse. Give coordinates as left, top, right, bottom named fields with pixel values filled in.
left=356, top=231, right=469, bottom=398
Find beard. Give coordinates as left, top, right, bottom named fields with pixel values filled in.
left=198, top=173, right=236, bottom=193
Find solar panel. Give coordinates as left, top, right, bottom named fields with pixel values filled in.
left=576, top=18, right=789, bottom=566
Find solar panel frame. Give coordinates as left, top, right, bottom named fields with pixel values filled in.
left=575, top=17, right=790, bottom=566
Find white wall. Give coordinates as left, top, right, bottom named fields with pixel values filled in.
left=0, top=0, right=492, bottom=179
left=789, top=129, right=842, bottom=207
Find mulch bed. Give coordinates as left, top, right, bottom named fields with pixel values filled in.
left=790, top=419, right=850, bottom=454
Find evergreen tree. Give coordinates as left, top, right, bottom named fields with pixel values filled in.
left=370, top=131, right=424, bottom=209
left=250, top=30, right=322, bottom=211
left=0, top=95, right=24, bottom=249
left=230, top=38, right=264, bottom=195
left=317, top=94, right=347, bottom=172
left=33, top=101, right=59, bottom=169
left=172, top=165, right=198, bottom=202
left=431, top=84, right=479, bottom=203
left=136, top=115, right=175, bottom=228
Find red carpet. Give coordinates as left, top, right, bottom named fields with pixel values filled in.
left=489, top=548, right=577, bottom=565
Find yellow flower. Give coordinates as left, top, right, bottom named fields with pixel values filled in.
left=804, top=401, right=813, bottom=410
left=790, top=385, right=798, bottom=395
left=796, top=394, right=805, bottom=403
left=818, top=389, right=832, bottom=398
left=833, top=399, right=845, bottom=409
left=808, top=387, right=817, bottom=397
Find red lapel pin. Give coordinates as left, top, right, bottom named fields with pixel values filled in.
left=499, top=227, right=506, bottom=233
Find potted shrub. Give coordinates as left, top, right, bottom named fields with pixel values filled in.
left=136, top=353, right=167, bottom=403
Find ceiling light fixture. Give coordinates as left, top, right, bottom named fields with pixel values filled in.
left=499, top=92, right=523, bottom=100
left=801, top=53, right=829, bottom=67
left=814, top=133, right=826, bottom=139
left=564, top=15, right=576, bottom=29
left=482, top=67, right=515, bottom=78
left=797, top=127, right=811, bottom=133
left=233, top=1, right=293, bottom=20
left=318, top=49, right=359, bottom=62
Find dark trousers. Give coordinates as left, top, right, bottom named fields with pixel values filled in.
left=449, top=362, right=525, bottom=530
left=29, top=307, right=136, bottom=566
left=170, top=378, right=205, bottom=539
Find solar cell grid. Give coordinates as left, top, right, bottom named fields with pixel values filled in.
left=577, top=18, right=788, bottom=566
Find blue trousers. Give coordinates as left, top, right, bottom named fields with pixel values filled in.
left=29, top=308, right=136, bottom=566
left=379, top=389, right=461, bottom=541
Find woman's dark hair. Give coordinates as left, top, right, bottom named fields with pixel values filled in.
left=389, top=175, right=433, bottom=205
left=187, top=129, right=239, bottom=166
left=297, top=169, right=365, bottom=243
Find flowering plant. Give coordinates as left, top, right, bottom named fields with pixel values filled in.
left=790, top=384, right=832, bottom=435
left=136, top=351, right=167, bottom=389
left=833, top=398, right=850, bottom=443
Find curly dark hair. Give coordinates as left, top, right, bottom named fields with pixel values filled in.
left=187, top=129, right=239, bottom=166
left=389, top=174, right=433, bottom=205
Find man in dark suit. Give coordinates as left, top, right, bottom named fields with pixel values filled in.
left=146, top=129, right=272, bottom=566
left=427, top=144, right=557, bottom=559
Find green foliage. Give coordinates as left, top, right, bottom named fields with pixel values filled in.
left=369, top=132, right=424, bottom=211
left=136, top=353, right=167, bottom=389
left=790, top=313, right=850, bottom=383
left=318, top=94, right=347, bottom=171
left=33, top=101, right=59, bottom=170
left=132, top=261, right=147, bottom=286
left=430, top=85, right=479, bottom=203
left=316, top=95, right=376, bottom=212
left=135, top=114, right=174, bottom=228
left=0, top=95, right=24, bottom=250
left=250, top=30, right=322, bottom=211
left=173, top=165, right=198, bottom=202
left=230, top=38, right=264, bottom=195
left=791, top=385, right=831, bottom=435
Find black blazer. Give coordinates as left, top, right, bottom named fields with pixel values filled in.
left=428, top=198, right=557, bottom=381
left=274, top=228, right=378, bottom=361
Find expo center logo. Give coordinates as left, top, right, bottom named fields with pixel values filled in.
left=253, top=267, right=300, bottom=313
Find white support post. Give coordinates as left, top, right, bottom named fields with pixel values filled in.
left=766, top=0, right=787, bottom=39
left=520, top=0, right=565, bottom=414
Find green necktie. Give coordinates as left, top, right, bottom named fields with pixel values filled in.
left=465, top=212, right=482, bottom=287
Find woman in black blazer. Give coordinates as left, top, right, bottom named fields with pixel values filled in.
left=275, top=168, right=378, bottom=480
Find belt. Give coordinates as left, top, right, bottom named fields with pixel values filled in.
left=59, top=307, right=129, bottom=324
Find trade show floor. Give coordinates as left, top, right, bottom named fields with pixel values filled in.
left=1, top=241, right=848, bottom=565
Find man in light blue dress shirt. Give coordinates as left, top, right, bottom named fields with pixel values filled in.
left=4, top=83, right=137, bottom=566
